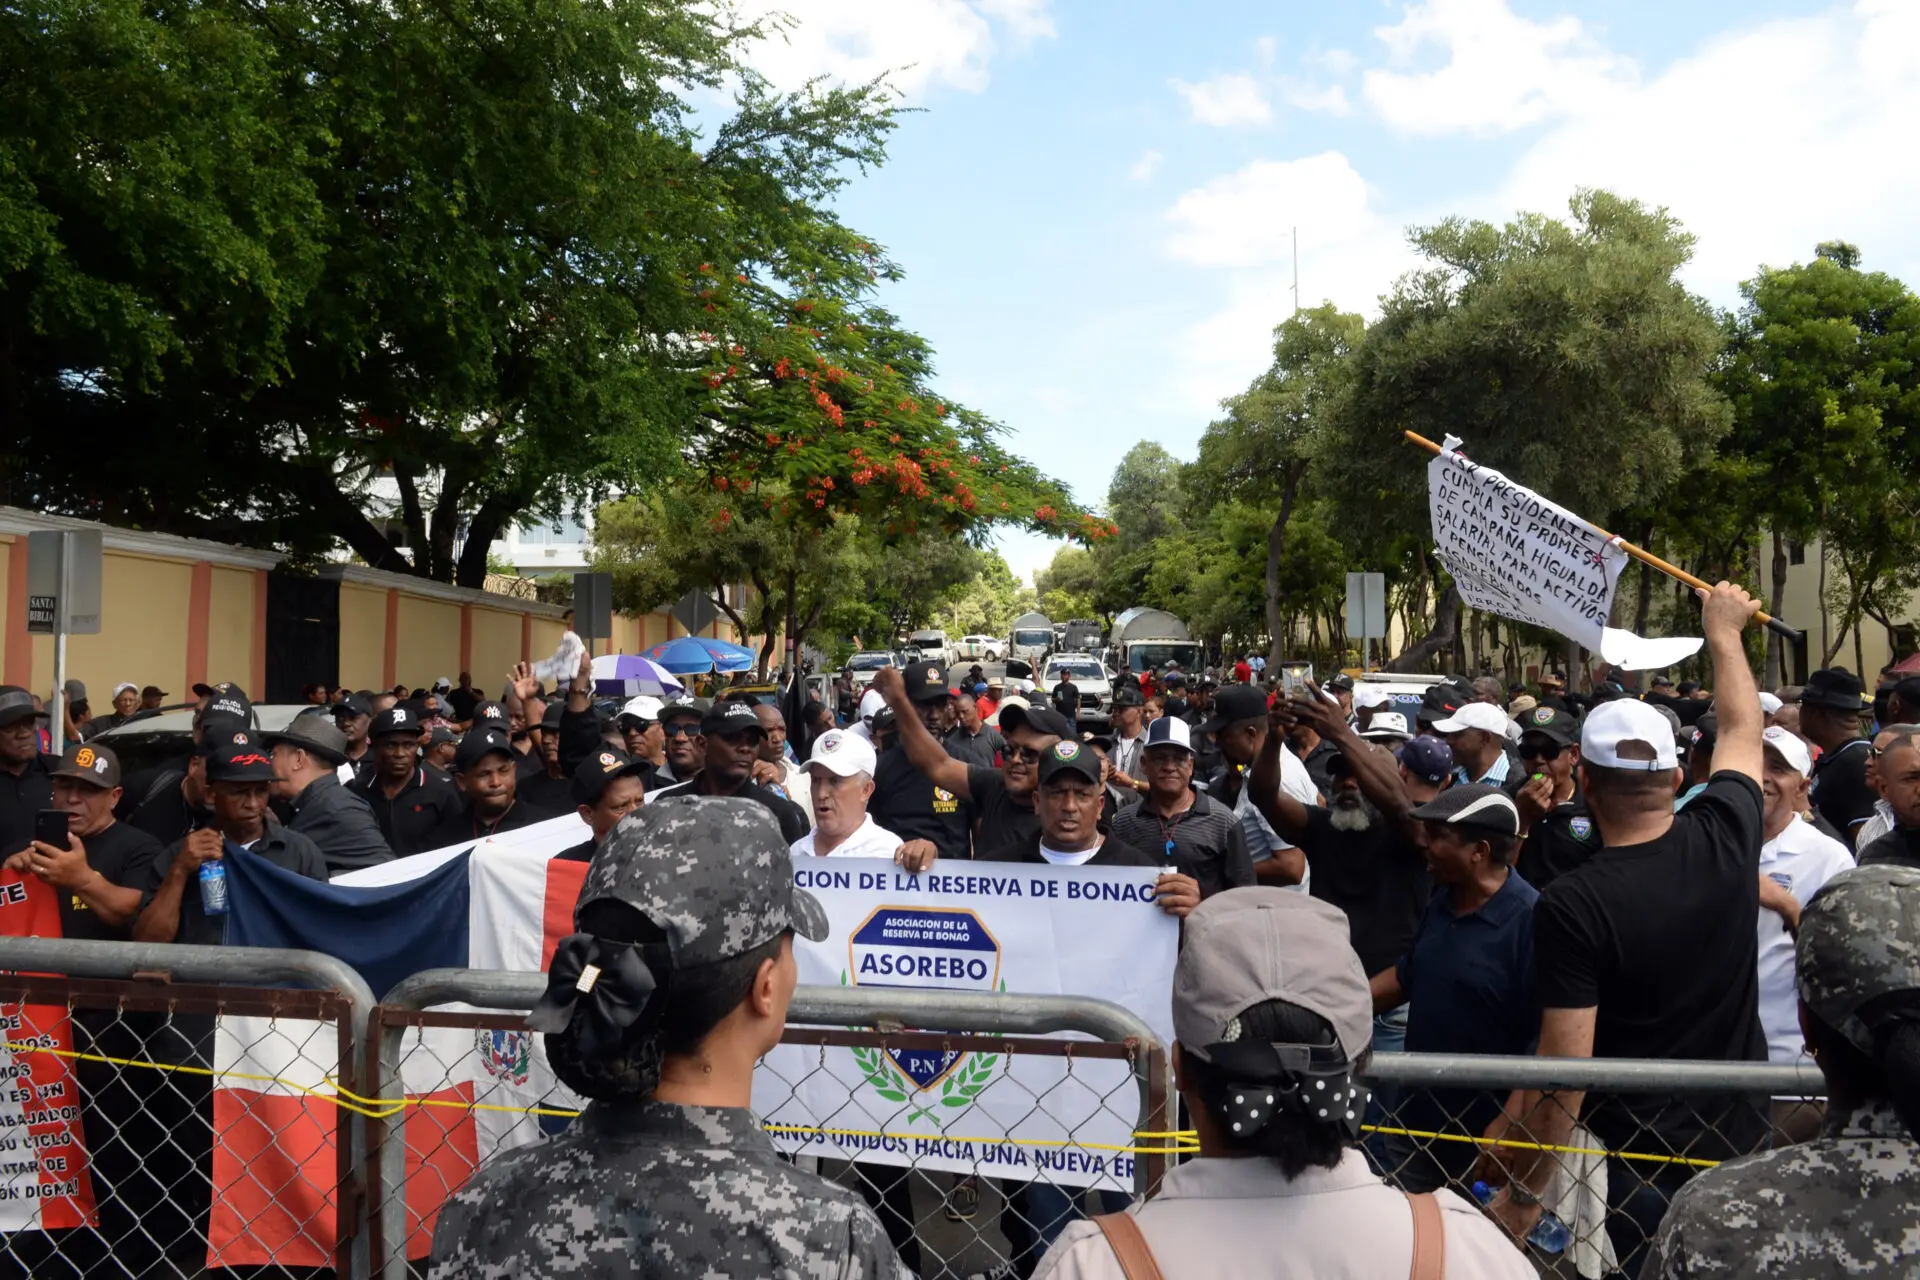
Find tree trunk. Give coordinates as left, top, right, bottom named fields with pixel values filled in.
left=1634, top=523, right=1656, bottom=639
left=455, top=491, right=523, bottom=588
left=1262, top=464, right=1306, bottom=669
left=1387, top=583, right=1461, bottom=673
left=1766, top=529, right=1788, bottom=687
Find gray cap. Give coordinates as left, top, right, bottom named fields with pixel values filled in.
left=0, top=686, right=36, bottom=728
left=264, top=715, right=351, bottom=766
left=1407, top=783, right=1521, bottom=837
left=1798, top=864, right=1920, bottom=1055
left=579, top=796, right=828, bottom=964
left=1173, top=888, right=1371, bottom=1064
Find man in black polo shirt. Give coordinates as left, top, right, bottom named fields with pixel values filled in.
left=331, top=693, right=376, bottom=781
left=350, top=705, right=462, bottom=855
left=6, top=743, right=160, bottom=941
left=1507, top=706, right=1596, bottom=892
left=873, top=662, right=1067, bottom=859
left=424, top=728, right=552, bottom=847
left=1109, top=716, right=1254, bottom=898
left=1485, top=583, right=1769, bottom=1273
left=649, top=701, right=809, bottom=843
left=554, top=749, right=647, bottom=863
left=0, top=684, right=59, bottom=858
left=1801, top=667, right=1876, bottom=848
left=518, top=700, right=575, bottom=814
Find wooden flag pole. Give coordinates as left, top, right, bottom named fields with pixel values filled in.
left=1405, top=430, right=1804, bottom=642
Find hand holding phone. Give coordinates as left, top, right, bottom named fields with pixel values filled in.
left=33, top=809, right=70, bottom=853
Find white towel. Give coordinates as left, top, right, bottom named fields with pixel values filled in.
left=1541, top=1123, right=1618, bottom=1279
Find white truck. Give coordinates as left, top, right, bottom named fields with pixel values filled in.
left=1009, top=612, right=1054, bottom=668
left=907, top=629, right=955, bottom=667
left=1112, top=607, right=1205, bottom=677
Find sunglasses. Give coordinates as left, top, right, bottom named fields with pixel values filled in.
left=662, top=723, right=701, bottom=738
left=1517, top=741, right=1566, bottom=762
left=1005, top=744, right=1045, bottom=763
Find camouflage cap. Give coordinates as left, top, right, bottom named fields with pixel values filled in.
left=579, top=795, right=828, bottom=964
left=1797, top=864, right=1920, bottom=1054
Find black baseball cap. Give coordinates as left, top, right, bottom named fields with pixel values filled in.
left=702, top=699, right=765, bottom=737
left=52, top=743, right=122, bottom=790
left=573, top=749, right=647, bottom=806
left=998, top=703, right=1074, bottom=741
left=469, top=699, right=510, bottom=729
left=372, top=705, right=422, bottom=739
left=206, top=731, right=276, bottom=782
left=1114, top=687, right=1145, bottom=709
left=660, top=699, right=707, bottom=725
left=1197, top=685, right=1266, bottom=734
left=334, top=693, right=374, bottom=720
left=453, top=728, right=516, bottom=771
left=1037, top=739, right=1101, bottom=785
left=904, top=660, right=951, bottom=704
left=1416, top=683, right=1466, bottom=728
left=0, top=686, right=35, bottom=728
left=541, top=699, right=566, bottom=731
left=1514, top=705, right=1579, bottom=747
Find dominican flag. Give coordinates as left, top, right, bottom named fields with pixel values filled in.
left=213, top=817, right=589, bottom=1267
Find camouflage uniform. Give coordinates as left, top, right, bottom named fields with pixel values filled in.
left=428, top=796, right=908, bottom=1279
left=1643, top=864, right=1920, bottom=1277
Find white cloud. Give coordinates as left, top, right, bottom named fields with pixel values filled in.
left=1315, top=48, right=1359, bottom=76
left=1255, top=36, right=1278, bottom=67
left=1129, top=149, right=1164, bottom=182
left=736, top=0, right=1054, bottom=99
left=1361, top=0, right=1637, bottom=136
left=1284, top=82, right=1350, bottom=115
left=1171, top=71, right=1274, bottom=126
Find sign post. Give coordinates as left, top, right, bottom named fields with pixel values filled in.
left=671, top=589, right=719, bottom=638
left=571, top=572, right=612, bottom=658
left=1345, top=571, right=1386, bottom=671
left=26, top=531, right=103, bottom=756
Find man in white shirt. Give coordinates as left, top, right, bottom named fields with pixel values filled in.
left=1432, top=702, right=1515, bottom=787
left=1753, top=725, right=1855, bottom=1142
left=789, top=729, right=934, bottom=870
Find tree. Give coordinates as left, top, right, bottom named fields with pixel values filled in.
left=1034, top=546, right=1101, bottom=623
left=930, top=553, right=1034, bottom=640
left=1191, top=304, right=1365, bottom=666
left=1103, top=443, right=1185, bottom=553
left=1717, top=243, right=1920, bottom=674
left=1323, top=189, right=1732, bottom=670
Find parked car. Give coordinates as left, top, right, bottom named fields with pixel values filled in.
left=843, top=651, right=899, bottom=692
left=93, top=704, right=311, bottom=784
left=907, top=630, right=955, bottom=667
left=1040, top=654, right=1114, bottom=728
left=1350, top=672, right=1449, bottom=724
left=954, top=634, right=1004, bottom=662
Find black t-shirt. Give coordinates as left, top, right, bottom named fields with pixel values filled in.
left=60, top=820, right=164, bottom=943
left=1508, top=784, right=1601, bottom=893
left=649, top=775, right=810, bottom=845
left=517, top=770, right=575, bottom=817
left=140, top=828, right=331, bottom=947
left=1810, top=738, right=1876, bottom=848
left=1532, top=772, right=1768, bottom=1156
left=422, top=798, right=552, bottom=851
left=869, top=744, right=975, bottom=862
left=967, top=765, right=1040, bottom=859
left=350, top=765, right=464, bottom=856
left=1859, top=825, right=1920, bottom=870
left=0, top=755, right=59, bottom=859
left=128, top=775, right=215, bottom=847
left=977, top=833, right=1161, bottom=869
left=1295, top=809, right=1431, bottom=978
left=447, top=688, right=481, bottom=722
left=1051, top=680, right=1081, bottom=720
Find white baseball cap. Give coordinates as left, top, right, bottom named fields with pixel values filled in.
left=1353, top=685, right=1392, bottom=710
left=1358, top=711, right=1412, bottom=742
left=1144, top=716, right=1194, bottom=753
left=1762, top=725, right=1812, bottom=778
left=618, top=694, right=665, bottom=724
left=112, top=682, right=138, bottom=699
left=1430, top=702, right=1510, bottom=737
left=1758, top=692, right=1784, bottom=715
left=433, top=676, right=453, bottom=692
left=1581, top=700, right=1680, bottom=771
left=858, top=688, right=886, bottom=724
left=802, top=728, right=878, bottom=779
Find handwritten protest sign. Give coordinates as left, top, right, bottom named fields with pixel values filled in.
left=756, top=858, right=1177, bottom=1192
left=1428, top=435, right=1700, bottom=668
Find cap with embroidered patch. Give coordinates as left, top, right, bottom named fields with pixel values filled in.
left=453, top=728, right=516, bottom=771
left=1396, top=735, right=1455, bottom=784
left=1517, top=705, right=1579, bottom=747
left=572, top=749, right=647, bottom=806
left=1037, top=738, right=1101, bottom=785
left=52, top=743, right=121, bottom=790
left=904, top=660, right=951, bottom=704
left=803, top=728, right=878, bottom=779
left=206, top=732, right=276, bottom=782
left=702, top=699, right=765, bottom=737
left=372, top=705, right=422, bottom=739
left=1357, top=711, right=1412, bottom=742
left=1763, top=725, right=1812, bottom=779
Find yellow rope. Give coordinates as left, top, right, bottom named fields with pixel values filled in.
left=3, top=1039, right=1733, bottom=1166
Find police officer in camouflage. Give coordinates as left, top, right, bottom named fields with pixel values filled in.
left=1643, top=863, right=1920, bottom=1278
left=427, top=795, right=908, bottom=1279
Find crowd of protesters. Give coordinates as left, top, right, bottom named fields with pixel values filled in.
left=2, top=580, right=1919, bottom=1277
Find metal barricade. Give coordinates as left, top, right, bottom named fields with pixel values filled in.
left=372, top=972, right=1170, bottom=1280
left=1361, top=1052, right=1826, bottom=1275
left=0, top=938, right=376, bottom=1280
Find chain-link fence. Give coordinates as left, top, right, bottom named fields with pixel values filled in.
left=1361, top=1051, right=1825, bottom=1278
left=372, top=971, right=1172, bottom=1280
left=0, top=937, right=375, bottom=1280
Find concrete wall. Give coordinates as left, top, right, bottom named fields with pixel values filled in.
left=1777, top=537, right=1919, bottom=680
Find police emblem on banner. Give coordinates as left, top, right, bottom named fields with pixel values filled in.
left=476, top=1028, right=531, bottom=1087
left=843, top=907, right=1004, bottom=1123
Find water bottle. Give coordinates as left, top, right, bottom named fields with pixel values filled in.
left=1471, top=1181, right=1570, bottom=1254
left=199, top=860, right=229, bottom=917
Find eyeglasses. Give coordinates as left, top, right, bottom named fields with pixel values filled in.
left=1005, top=744, right=1044, bottom=763
left=1517, top=741, right=1565, bottom=762
left=662, top=723, right=700, bottom=738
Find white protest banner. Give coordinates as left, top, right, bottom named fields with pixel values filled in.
left=1427, top=435, right=1701, bottom=669
left=756, top=858, right=1177, bottom=1193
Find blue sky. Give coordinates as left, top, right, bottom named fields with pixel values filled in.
left=735, top=0, right=1920, bottom=582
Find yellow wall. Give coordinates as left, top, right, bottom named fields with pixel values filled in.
left=337, top=584, right=388, bottom=690
left=395, top=594, right=461, bottom=691
left=49, top=553, right=193, bottom=700
left=469, top=606, right=524, bottom=686
left=528, top=617, right=566, bottom=669
left=206, top=567, right=256, bottom=687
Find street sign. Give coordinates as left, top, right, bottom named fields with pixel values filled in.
left=572, top=571, right=612, bottom=640
left=672, top=589, right=719, bottom=636
left=1345, top=572, right=1386, bottom=640
left=26, top=530, right=103, bottom=635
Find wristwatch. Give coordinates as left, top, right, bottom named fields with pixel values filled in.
left=1507, top=1180, right=1543, bottom=1208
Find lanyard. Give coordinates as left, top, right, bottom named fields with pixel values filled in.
left=1154, top=803, right=1193, bottom=861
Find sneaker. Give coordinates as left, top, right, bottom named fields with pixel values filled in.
left=946, top=1174, right=980, bottom=1222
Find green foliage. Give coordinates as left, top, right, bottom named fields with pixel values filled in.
left=930, top=552, right=1034, bottom=639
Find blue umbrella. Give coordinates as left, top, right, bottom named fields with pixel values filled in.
left=638, top=635, right=758, bottom=675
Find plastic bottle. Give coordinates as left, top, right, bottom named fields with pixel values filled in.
left=199, top=860, right=229, bottom=916
left=1471, top=1181, right=1571, bottom=1254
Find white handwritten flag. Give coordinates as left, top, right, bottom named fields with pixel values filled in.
left=1427, top=437, right=1700, bottom=669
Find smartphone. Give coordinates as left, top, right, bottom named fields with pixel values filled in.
left=33, top=809, right=70, bottom=852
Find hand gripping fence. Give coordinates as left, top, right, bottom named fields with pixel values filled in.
left=0, top=937, right=377, bottom=1280
left=374, top=972, right=1171, bottom=1280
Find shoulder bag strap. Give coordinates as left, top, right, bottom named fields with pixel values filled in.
left=1403, top=1190, right=1446, bottom=1280
left=1093, top=1211, right=1167, bottom=1280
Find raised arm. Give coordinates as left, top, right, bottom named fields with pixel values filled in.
left=1248, top=704, right=1313, bottom=842
left=1289, top=682, right=1416, bottom=832
left=871, top=667, right=973, bottom=799
left=1699, top=582, right=1764, bottom=785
